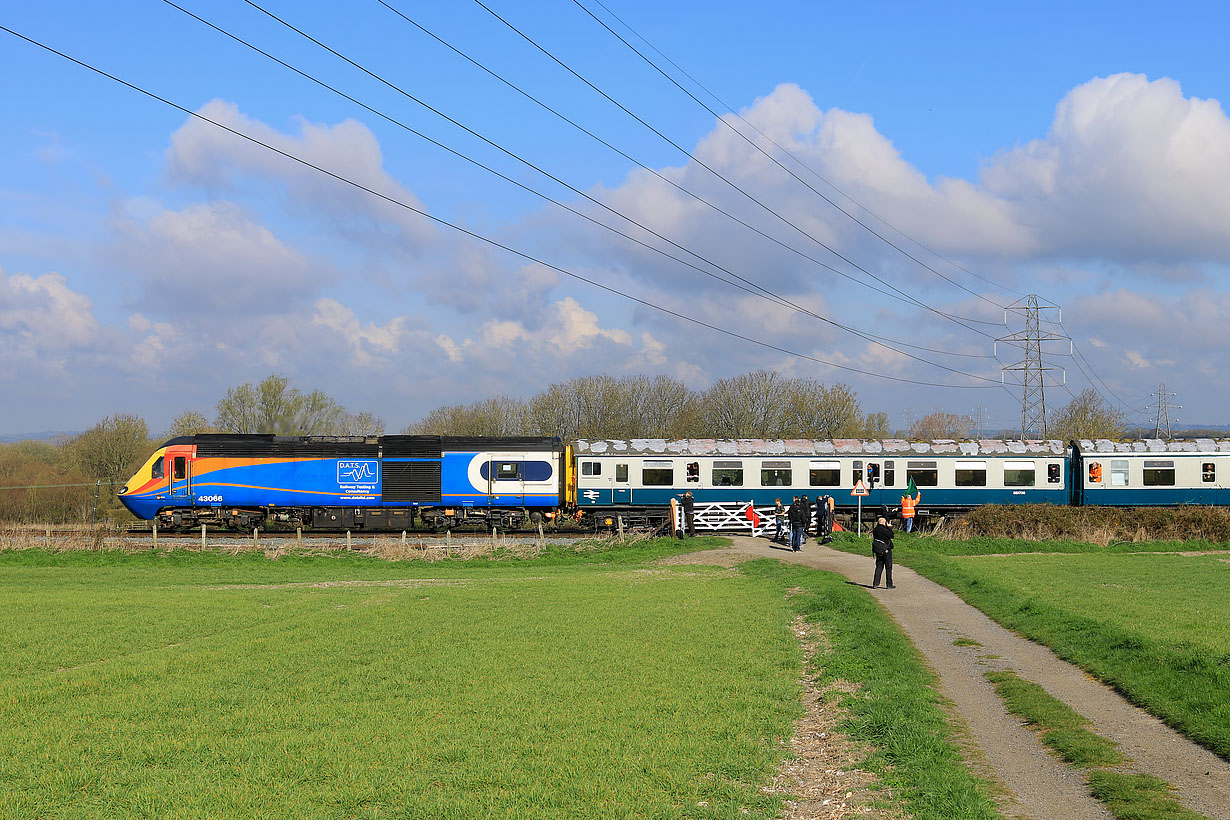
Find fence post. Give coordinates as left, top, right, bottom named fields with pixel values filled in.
left=253, top=527, right=258, bottom=548
left=92, top=480, right=100, bottom=526
left=346, top=530, right=352, bottom=550
left=45, top=526, right=50, bottom=548
left=617, top=516, right=625, bottom=540
left=538, top=521, right=544, bottom=547
left=296, top=526, right=302, bottom=549
left=401, top=530, right=407, bottom=547
left=152, top=521, right=158, bottom=549
left=200, top=523, right=206, bottom=551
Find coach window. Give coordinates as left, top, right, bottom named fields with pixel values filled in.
left=712, top=461, right=743, bottom=486
left=615, top=464, right=629, bottom=482
left=151, top=457, right=165, bottom=480
left=884, top=460, right=896, bottom=487
left=955, top=460, right=987, bottom=487
left=642, top=460, right=674, bottom=486
left=1203, top=463, right=1216, bottom=483
left=173, top=457, right=186, bottom=480
left=581, top=461, right=602, bottom=477
left=1088, top=462, right=1103, bottom=483
left=686, top=462, right=700, bottom=482
left=1110, top=460, right=1129, bottom=487
left=761, top=461, right=792, bottom=487
left=852, top=460, right=862, bottom=486
left=808, top=460, right=841, bottom=487
left=1047, top=463, right=1062, bottom=484
left=1004, top=460, right=1035, bottom=487
left=1143, top=460, right=1176, bottom=486
left=906, top=461, right=938, bottom=487
left=497, top=462, right=520, bottom=480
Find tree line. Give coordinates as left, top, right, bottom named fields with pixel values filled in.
left=0, top=373, right=1128, bottom=524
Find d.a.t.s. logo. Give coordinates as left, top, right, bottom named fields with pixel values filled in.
left=337, top=460, right=379, bottom=484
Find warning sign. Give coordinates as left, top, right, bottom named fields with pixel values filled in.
left=850, top=480, right=869, bottom=497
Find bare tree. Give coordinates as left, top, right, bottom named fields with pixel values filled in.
left=701, top=370, right=789, bottom=438
left=1048, top=389, right=1125, bottom=441
left=338, top=411, right=386, bottom=436
left=909, top=412, right=975, bottom=440
left=863, top=411, right=891, bottom=438
left=407, top=397, right=528, bottom=436
left=782, top=380, right=863, bottom=438
left=215, top=375, right=346, bottom=435
left=163, top=411, right=216, bottom=439
left=69, top=413, right=152, bottom=484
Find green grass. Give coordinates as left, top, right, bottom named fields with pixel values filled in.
left=852, top=532, right=1230, bottom=556
left=951, top=637, right=982, bottom=647
left=742, top=560, right=1005, bottom=820
left=0, top=542, right=1009, bottom=820
left=985, top=670, right=1122, bottom=767
left=0, top=540, right=800, bottom=819
left=829, top=534, right=1230, bottom=760
left=1088, top=772, right=1213, bottom=820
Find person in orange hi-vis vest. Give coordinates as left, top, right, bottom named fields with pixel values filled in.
left=900, top=487, right=920, bottom=532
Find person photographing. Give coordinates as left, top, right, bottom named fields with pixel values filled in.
left=871, top=515, right=895, bottom=589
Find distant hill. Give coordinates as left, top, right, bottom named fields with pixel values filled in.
left=0, top=431, right=78, bottom=444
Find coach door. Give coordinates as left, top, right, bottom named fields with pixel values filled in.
left=169, top=455, right=191, bottom=500
left=612, top=462, right=630, bottom=504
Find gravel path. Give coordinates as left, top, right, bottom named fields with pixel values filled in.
left=714, top=536, right=1230, bottom=820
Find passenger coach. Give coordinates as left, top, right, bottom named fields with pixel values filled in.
left=573, top=439, right=1070, bottom=525
left=1075, top=439, right=1230, bottom=506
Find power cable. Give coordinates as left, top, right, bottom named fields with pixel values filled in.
left=466, top=0, right=1005, bottom=337
left=571, top=0, right=1013, bottom=311
left=162, top=0, right=1000, bottom=377
left=0, top=23, right=1002, bottom=390
left=584, top=0, right=1028, bottom=303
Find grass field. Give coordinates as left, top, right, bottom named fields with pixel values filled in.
left=0, top=542, right=1005, bottom=820
left=832, top=534, right=1230, bottom=760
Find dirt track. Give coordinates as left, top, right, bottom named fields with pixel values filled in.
left=702, top=536, right=1230, bottom=820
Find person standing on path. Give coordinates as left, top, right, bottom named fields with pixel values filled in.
left=871, top=515, right=895, bottom=588
left=773, top=498, right=785, bottom=542
left=800, top=494, right=812, bottom=540
left=681, top=490, right=696, bottom=537
left=788, top=496, right=805, bottom=551
left=901, top=479, right=921, bottom=533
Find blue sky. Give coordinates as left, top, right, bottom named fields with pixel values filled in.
left=3, top=0, right=1229, bottom=436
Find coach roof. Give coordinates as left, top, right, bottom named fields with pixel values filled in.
left=574, top=439, right=1070, bottom=456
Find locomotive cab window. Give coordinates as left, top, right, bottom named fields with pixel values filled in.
left=906, top=461, right=938, bottom=487
left=581, top=461, right=602, bottom=477
left=1088, top=462, right=1103, bottom=483
left=712, top=461, right=743, bottom=486
left=173, top=457, right=186, bottom=480
left=808, top=460, right=841, bottom=487
left=1143, top=460, right=1175, bottom=486
left=1203, top=463, right=1216, bottom=483
left=496, top=462, right=520, bottom=480
left=1047, top=463, right=1062, bottom=484
left=761, top=461, right=792, bottom=487
left=642, top=461, right=674, bottom=486
left=1004, top=460, right=1035, bottom=487
left=955, top=460, right=987, bottom=487
left=1111, top=460, right=1129, bottom=487
left=686, top=462, right=700, bottom=482
left=151, top=457, right=165, bottom=480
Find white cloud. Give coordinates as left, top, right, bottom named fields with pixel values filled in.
left=311, top=298, right=407, bottom=364
left=0, top=268, right=100, bottom=352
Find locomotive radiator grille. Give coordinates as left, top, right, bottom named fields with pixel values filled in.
left=381, top=461, right=442, bottom=502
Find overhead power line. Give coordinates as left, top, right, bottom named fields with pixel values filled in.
left=465, top=0, right=1005, bottom=339
left=163, top=0, right=999, bottom=379
left=571, top=0, right=1014, bottom=311
left=0, top=22, right=1002, bottom=390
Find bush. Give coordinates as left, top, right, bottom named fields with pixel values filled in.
left=943, top=504, right=1230, bottom=544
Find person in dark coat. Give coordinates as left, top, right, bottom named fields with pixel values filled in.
left=800, top=495, right=812, bottom=538
left=787, top=496, right=804, bottom=551
left=870, top=515, right=895, bottom=588
left=681, top=490, right=696, bottom=537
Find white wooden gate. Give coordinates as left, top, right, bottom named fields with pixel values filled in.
left=673, top=501, right=775, bottom=536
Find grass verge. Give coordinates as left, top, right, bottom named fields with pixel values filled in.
left=985, top=669, right=1212, bottom=820
left=985, top=670, right=1122, bottom=767
left=741, top=559, right=1005, bottom=820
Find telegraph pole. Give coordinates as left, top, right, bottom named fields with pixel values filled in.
left=1151, top=382, right=1180, bottom=439
left=997, top=295, right=1068, bottom=438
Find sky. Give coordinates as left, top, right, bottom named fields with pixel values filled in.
left=3, top=0, right=1229, bottom=437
